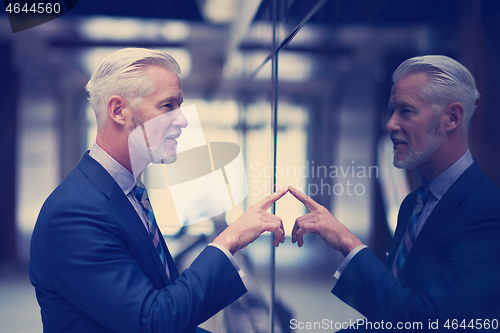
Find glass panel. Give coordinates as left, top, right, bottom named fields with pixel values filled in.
left=227, top=0, right=341, bottom=331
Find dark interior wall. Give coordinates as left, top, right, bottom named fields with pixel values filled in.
left=461, top=0, right=500, bottom=187
left=0, top=42, right=18, bottom=266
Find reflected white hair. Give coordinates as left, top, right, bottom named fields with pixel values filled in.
left=85, top=48, right=181, bottom=130
left=393, top=55, right=479, bottom=134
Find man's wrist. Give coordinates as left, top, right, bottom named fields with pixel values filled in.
left=340, top=236, right=364, bottom=258
left=213, top=236, right=237, bottom=255
left=208, top=243, right=245, bottom=278
left=334, top=244, right=368, bottom=279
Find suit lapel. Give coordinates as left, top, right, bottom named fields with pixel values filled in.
left=110, top=186, right=175, bottom=285
left=397, top=191, right=459, bottom=283
left=385, top=192, right=417, bottom=269
left=395, top=161, right=483, bottom=284
left=78, top=152, right=174, bottom=286
left=157, top=232, right=180, bottom=281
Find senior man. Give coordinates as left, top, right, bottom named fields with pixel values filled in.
left=30, top=48, right=286, bottom=333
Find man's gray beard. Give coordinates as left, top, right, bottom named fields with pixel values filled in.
left=149, top=140, right=177, bottom=164
left=393, top=119, right=443, bottom=170
left=129, top=131, right=177, bottom=165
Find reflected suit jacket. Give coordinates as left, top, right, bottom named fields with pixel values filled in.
left=333, top=161, right=500, bottom=331
left=29, top=152, right=247, bottom=333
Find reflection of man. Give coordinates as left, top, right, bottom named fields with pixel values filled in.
left=291, top=55, right=500, bottom=330
left=30, top=48, right=286, bottom=333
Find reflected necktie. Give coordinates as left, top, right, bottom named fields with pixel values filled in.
left=393, top=186, right=430, bottom=279
left=133, top=181, right=170, bottom=280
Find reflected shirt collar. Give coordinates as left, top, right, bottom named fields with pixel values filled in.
left=426, top=150, right=474, bottom=201
left=89, top=143, right=136, bottom=196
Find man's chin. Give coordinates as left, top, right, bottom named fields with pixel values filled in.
left=393, top=160, right=407, bottom=169
left=393, top=152, right=416, bottom=169
left=153, top=154, right=177, bottom=164
left=392, top=152, right=407, bottom=169
left=393, top=154, right=423, bottom=170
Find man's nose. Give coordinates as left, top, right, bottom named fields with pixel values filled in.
left=385, top=114, right=399, bottom=133
left=173, top=109, right=188, bottom=128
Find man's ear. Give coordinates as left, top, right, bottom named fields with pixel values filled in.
left=107, top=96, right=130, bottom=126
left=444, top=102, right=464, bottom=132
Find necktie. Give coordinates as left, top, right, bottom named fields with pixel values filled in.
left=133, top=181, right=170, bottom=280
left=393, top=185, right=430, bottom=279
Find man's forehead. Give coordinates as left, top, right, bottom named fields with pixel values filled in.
left=158, top=91, right=183, bottom=102
left=146, top=67, right=183, bottom=96
left=389, top=96, right=413, bottom=109
left=388, top=83, right=405, bottom=106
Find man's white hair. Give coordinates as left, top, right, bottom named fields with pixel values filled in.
left=85, top=48, right=181, bottom=130
left=393, top=55, right=480, bottom=134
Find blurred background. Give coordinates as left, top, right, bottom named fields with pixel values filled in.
left=1, top=0, right=500, bottom=332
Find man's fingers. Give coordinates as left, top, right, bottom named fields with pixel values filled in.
left=288, top=186, right=321, bottom=211
left=260, top=211, right=283, bottom=223
left=294, top=211, right=315, bottom=224
left=256, top=186, right=289, bottom=210
left=262, top=220, right=285, bottom=246
left=292, top=227, right=305, bottom=247
left=273, top=226, right=285, bottom=247
left=292, top=218, right=321, bottom=246
left=277, top=221, right=285, bottom=244
left=259, top=214, right=285, bottom=235
left=292, top=212, right=313, bottom=243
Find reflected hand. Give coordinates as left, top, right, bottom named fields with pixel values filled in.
left=213, top=186, right=288, bottom=255
left=289, top=186, right=363, bottom=257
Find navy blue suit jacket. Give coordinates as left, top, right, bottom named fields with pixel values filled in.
left=333, top=161, right=500, bottom=331
left=30, top=152, right=247, bottom=332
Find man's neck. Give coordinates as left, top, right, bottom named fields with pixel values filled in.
left=418, top=144, right=468, bottom=184
left=96, top=132, right=134, bottom=171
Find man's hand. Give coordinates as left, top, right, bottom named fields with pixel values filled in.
left=213, top=187, right=288, bottom=255
left=289, top=186, right=363, bottom=257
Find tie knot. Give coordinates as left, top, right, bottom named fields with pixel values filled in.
left=417, top=185, right=431, bottom=206
left=133, top=181, right=147, bottom=204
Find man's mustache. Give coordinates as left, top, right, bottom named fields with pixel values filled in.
left=164, top=130, right=182, bottom=141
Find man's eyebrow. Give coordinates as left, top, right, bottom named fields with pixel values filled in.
left=158, top=93, right=183, bottom=105
left=389, top=98, right=414, bottom=109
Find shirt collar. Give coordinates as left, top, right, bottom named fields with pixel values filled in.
left=89, top=143, right=137, bottom=196
left=426, top=149, right=474, bottom=201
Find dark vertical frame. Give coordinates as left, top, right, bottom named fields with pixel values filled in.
left=0, top=42, right=18, bottom=267
left=265, top=1, right=333, bottom=330
left=269, top=0, right=279, bottom=330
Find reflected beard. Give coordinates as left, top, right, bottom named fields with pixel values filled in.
left=394, top=118, right=442, bottom=169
